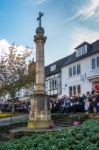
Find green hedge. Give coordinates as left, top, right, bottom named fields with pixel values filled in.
left=0, top=119, right=99, bottom=150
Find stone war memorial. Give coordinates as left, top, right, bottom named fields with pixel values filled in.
left=28, top=12, right=54, bottom=129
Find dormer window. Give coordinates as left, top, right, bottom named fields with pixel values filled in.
left=76, top=44, right=87, bottom=57
left=50, top=64, right=56, bottom=72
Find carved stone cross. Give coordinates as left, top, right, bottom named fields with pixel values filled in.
left=37, top=12, right=44, bottom=27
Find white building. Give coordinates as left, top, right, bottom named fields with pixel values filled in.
left=45, top=40, right=99, bottom=97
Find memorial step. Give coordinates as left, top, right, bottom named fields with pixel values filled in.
left=54, top=120, right=71, bottom=127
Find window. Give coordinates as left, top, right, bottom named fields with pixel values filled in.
left=52, top=79, right=54, bottom=89
left=54, top=79, right=57, bottom=89
left=92, top=58, right=95, bottom=69
left=76, top=49, right=81, bottom=57
left=82, top=46, right=85, bottom=54
left=49, top=80, right=51, bottom=89
left=97, top=56, right=99, bottom=68
left=45, top=81, right=47, bottom=89
left=49, top=78, right=58, bottom=90
left=82, top=45, right=87, bottom=54
left=73, top=86, right=76, bottom=95
left=76, top=45, right=87, bottom=57
left=85, top=45, right=87, bottom=52
left=77, top=85, right=81, bottom=94
left=69, top=67, right=72, bottom=77
left=50, top=64, right=56, bottom=72
left=69, top=64, right=81, bottom=77
left=77, top=64, right=81, bottom=74
left=91, top=56, right=99, bottom=70
left=73, top=66, right=76, bottom=75
left=69, top=86, right=72, bottom=96
left=69, top=85, right=81, bottom=96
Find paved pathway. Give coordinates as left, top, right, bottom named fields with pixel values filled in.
left=0, top=114, right=29, bottom=126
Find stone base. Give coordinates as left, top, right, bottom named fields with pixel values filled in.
left=28, top=120, right=54, bottom=129
left=9, top=126, right=64, bottom=139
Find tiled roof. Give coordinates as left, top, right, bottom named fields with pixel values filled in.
left=45, top=56, right=67, bottom=77
left=45, top=40, right=99, bottom=77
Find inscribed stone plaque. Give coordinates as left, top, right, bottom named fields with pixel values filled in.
left=38, top=96, right=45, bottom=111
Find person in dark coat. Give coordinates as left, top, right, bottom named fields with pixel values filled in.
left=96, top=92, right=99, bottom=113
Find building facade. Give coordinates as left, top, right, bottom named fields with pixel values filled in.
left=45, top=40, right=99, bottom=97
left=45, top=58, right=66, bottom=97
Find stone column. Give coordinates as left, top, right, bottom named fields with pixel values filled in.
left=34, top=27, right=46, bottom=93
left=28, top=23, right=54, bottom=129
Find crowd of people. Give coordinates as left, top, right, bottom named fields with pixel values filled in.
left=49, top=90, right=99, bottom=114
left=0, top=100, right=29, bottom=113
left=0, top=90, right=99, bottom=114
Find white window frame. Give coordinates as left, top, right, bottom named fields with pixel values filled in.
left=76, top=44, right=87, bottom=57
left=69, top=64, right=81, bottom=77
left=69, top=85, right=81, bottom=96
left=91, top=56, right=99, bottom=70
left=50, top=64, right=56, bottom=72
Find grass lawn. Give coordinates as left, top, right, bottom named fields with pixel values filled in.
left=0, top=113, right=15, bottom=119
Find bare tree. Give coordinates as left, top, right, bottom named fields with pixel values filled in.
left=0, top=44, right=35, bottom=113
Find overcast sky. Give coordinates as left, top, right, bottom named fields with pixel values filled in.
left=0, top=0, right=99, bottom=65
